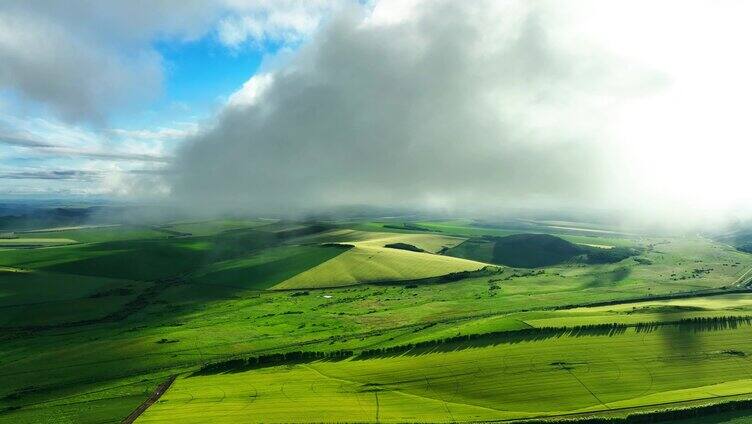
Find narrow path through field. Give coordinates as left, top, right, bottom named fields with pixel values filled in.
left=121, top=375, right=176, bottom=424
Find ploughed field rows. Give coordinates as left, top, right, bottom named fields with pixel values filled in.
left=139, top=323, right=752, bottom=423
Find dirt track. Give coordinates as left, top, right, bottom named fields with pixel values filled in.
left=121, top=375, right=176, bottom=424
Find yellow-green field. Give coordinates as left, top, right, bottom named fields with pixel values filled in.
left=273, top=231, right=488, bottom=289
left=139, top=321, right=752, bottom=423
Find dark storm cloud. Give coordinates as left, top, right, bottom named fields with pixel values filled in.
left=170, top=2, right=653, bottom=215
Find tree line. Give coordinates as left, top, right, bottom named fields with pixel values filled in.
left=193, top=316, right=752, bottom=374
left=194, top=349, right=354, bottom=375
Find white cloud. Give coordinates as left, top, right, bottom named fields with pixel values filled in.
left=227, top=73, right=275, bottom=108
left=0, top=0, right=342, bottom=123
left=217, top=0, right=341, bottom=48
left=109, top=123, right=200, bottom=142
left=0, top=0, right=341, bottom=196
left=168, top=0, right=752, bottom=228
left=171, top=1, right=634, bottom=215
left=0, top=114, right=190, bottom=197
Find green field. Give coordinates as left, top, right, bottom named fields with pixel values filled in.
left=0, top=238, right=77, bottom=247
left=140, top=322, right=752, bottom=423
left=3, top=218, right=752, bottom=423
left=273, top=231, right=487, bottom=289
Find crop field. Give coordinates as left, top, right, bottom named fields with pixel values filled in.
left=190, top=244, right=351, bottom=290
left=3, top=218, right=752, bottom=423
left=272, top=238, right=487, bottom=289
left=160, top=219, right=277, bottom=237
left=141, top=318, right=752, bottom=423
left=15, top=225, right=171, bottom=243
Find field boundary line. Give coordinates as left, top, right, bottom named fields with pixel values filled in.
left=301, top=363, right=515, bottom=417
left=121, top=374, right=176, bottom=424
left=564, top=368, right=610, bottom=411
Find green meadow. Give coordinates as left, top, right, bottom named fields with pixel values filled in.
left=140, top=323, right=752, bottom=423
left=2, top=218, right=752, bottom=423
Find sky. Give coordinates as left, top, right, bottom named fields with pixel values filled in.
left=1, top=1, right=752, bottom=228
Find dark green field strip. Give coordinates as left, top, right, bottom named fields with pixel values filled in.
left=0, top=351, right=197, bottom=405
left=40, top=240, right=211, bottom=281
left=505, top=394, right=752, bottom=423
left=0, top=270, right=141, bottom=308
left=553, top=287, right=752, bottom=311
left=1, top=373, right=170, bottom=411
left=0, top=276, right=185, bottom=332
left=445, top=238, right=495, bottom=262
left=0, top=225, right=329, bottom=281
left=188, top=245, right=350, bottom=290
left=444, top=233, right=639, bottom=268
left=0, top=396, right=140, bottom=424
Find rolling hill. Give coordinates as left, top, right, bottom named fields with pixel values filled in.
left=272, top=232, right=489, bottom=289
left=447, top=233, right=637, bottom=268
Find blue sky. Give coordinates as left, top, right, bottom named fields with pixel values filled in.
left=0, top=31, right=271, bottom=196
left=126, top=38, right=270, bottom=128
left=0, top=0, right=337, bottom=197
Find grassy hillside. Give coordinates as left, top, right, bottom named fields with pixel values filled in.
left=3, top=218, right=752, bottom=423
left=446, top=233, right=637, bottom=268
left=189, top=245, right=351, bottom=290
left=274, top=236, right=486, bottom=290
left=491, top=233, right=586, bottom=267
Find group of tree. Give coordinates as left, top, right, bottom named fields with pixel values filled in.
left=195, top=349, right=354, bottom=375
left=518, top=398, right=752, bottom=423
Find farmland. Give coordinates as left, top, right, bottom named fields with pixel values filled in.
left=140, top=321, right=752, bottom=423
left=2, top=217, right=752, bottom=423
